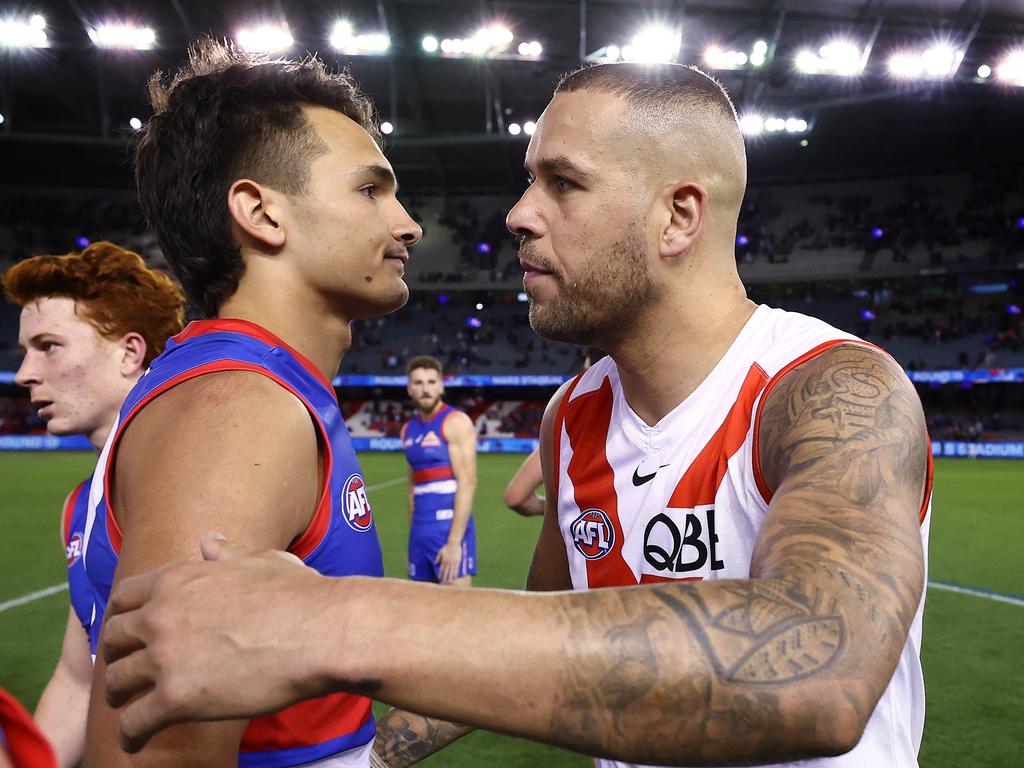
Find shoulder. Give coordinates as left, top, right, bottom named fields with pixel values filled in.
left=757, top=342, right=925, bottom=495
left=441, top=408, right=475, bottom=439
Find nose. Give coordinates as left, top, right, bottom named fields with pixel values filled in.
left=14, top=352, right=40, bottom=389
left=394, top=204, right=423, bottom=247
left=506, top=188, right=543, bottom=240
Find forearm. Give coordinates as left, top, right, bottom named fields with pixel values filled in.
left=445, top=483, right=475, bottom=544
left=36, top=669, right=89, bottom=768
left=318, top=572, right=886, bottom=765
left=373, top=709, right=472, bottom=767
left=510, top=493, right=545, bottom=517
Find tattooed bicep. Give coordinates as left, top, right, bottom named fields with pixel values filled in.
left=757, top=344, right=928, bottom=509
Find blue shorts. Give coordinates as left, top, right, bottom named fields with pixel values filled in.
left=408, top=516, right=477, bottom=582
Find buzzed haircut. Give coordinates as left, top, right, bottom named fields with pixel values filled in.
left=406, top=355, right=443, bottom=377
left=135, top=37, right=380, bottom=318
left=556, top=62, right=739, bottom=129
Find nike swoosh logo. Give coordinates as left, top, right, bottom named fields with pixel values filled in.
left=632, top=464, right=671, bottom=486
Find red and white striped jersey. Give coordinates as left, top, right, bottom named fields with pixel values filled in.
left=552, top=304, right=932, bottom=768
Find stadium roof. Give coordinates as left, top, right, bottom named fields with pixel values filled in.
left=2, top=0, right=1023, bottom=192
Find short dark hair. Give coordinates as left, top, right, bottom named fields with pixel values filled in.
left=406, top=355, right=443, bottom=377
left=135, top=38, right=380, bottom=318
left=556, top=62, right=738, bottom=126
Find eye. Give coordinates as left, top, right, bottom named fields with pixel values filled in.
left=40, top=341, right=59, bottom=353
left=554, top=176, right=575, bottom=193
left=359, top=184, right=378, bottom=199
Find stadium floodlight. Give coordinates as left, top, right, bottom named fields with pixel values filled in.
left=523, top=120, right=537, bottom=136
left=236, top=24, right=293, bottom=53
left=518, top=40, right=542, bottom=57
left=624, top=24, right=681, bottom=64
left=887, top=51, right=924, bottom=79
left=508, top=122, right=522, bottom=136
left=704, top=46, right=748, bottom=70
left=88, top=22, right=156, bottom=50
left=795, top=40, right=863, bottom=75
left=422, top=35, right=438, bottom=53
left=380, top=121, right=394, bottom=135
left=888, top=44, right=963, bottom=80
left=739, top=114, right=763, bottom=135
left=995, top=49, right=1024, bottom=85
left=0, top=112, right=4, bottom=125
left=0, top=14, right=49, bottom=48
left=330, top=20, right=389, bottom=55
left=129, top=117, right=142, bottom=130
left=977, top=64, right=992, bottom=79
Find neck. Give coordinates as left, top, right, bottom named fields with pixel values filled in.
left=88, top=375, right=142, bottom=452
left=418, top=401, right=444, bottom=420
left=602, top=278, right=756, bottom=427
left=218, top=269, right=352, bottom=383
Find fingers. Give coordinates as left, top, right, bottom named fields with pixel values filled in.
left=101, top=612, right=146, bottom=666
left=107, top=569, right=161, bottom=618
left=119, top=688, right=180, bottom=754
left=105, top=648, right=154, bottom=709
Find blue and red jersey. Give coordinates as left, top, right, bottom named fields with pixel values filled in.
left=0, top=687, right=56, bottom=768
left=61, top=477, right=94, bottom=634
left=82, top=318, right=382, bottom=767
left=402, top=405, right=459, bottom=525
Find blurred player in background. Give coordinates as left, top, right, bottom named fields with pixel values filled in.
left=78, top=39, right=421, bottom=767
left=0, top=688, right=55, bottom=768
left=504, top=346, right=604, bottom=517
left=402, top=356, right=478, bottom=585
left=2, top=242, right=184, bottom=768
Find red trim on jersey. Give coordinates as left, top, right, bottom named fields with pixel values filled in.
left=563, top=377, right=636, bottom=588
left=103, top=361, right=333, bottom=560
left=241, top=692, right=372, bottom=751
left=172, top=318, right=336, bottom=395
left=61, top=480, right=87, bottom=548
left=668, top=363, right=770, bottom=508
left=413, top=466, right=454, bottom=484
left=750, top=339, right=933, bottom=525
left=551, top=374, right=584, bottom=503
left=0, top=687, right=57, bottom=768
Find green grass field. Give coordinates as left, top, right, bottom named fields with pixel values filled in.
left=1, top=453, right=1021, bottom=767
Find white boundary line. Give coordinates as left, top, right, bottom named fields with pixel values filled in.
left=0, top=475, right=409, bottom=615
left=926, top=580, right=1024, bottom=607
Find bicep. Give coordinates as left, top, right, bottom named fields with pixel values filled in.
left=505, top=449, right=543, bottom=505
left=751, top=345, right=927, bottom=694
left=444, top=415, right=477, bottom=484
left=57, top=606, right=93, bottom=684
left=526, top=385, right=572, bottom=592
left=86, top=372, right=322, bottom=765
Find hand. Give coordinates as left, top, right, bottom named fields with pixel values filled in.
left=434, top=540, right=463, bottom=584
left=101, top=533, right=332, bottom=753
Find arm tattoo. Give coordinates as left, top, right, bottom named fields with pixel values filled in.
left=542, top=346, right=928, bottom=764
left=373, top=710, right=472, bottom=767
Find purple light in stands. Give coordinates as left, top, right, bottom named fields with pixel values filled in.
left=871, top=227, right=884, bottom=239
left=860, top=309, right=876, bottom=321
left=1008, top=304, right=1022, bottom=315
left=736, top=234, right=749, bottom=246
left=467, top=317, right=482, bottom=328
left=476, top=242, right=492, bottom=253
left=437, top=294, right=449, bottom=305
left=1017, top=216, right=1024, bottom=229
left=75, top=236, right=90, bottom=248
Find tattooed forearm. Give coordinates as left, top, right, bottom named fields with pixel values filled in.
left=372, top=709, right=472, bottom=767
left=541, top=346, right=928, bottom=765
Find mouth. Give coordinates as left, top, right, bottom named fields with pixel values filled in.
left=519, top=256, right=556, bottom=279
left=384, top=251, right=410, bottom=266
left=32, top=399, right=54, bottom=419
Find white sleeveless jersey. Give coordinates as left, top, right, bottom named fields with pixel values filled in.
left=553, top=304, right=932, bottom=768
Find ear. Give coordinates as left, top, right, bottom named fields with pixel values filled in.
left=659, top=182, right=707, bottom=260
left=119, top=332, right=148, bottom=377
left=227, top=179, right=287, bottom=250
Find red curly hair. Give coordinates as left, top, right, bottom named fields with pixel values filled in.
left=2, top=241, right=185, bottom=366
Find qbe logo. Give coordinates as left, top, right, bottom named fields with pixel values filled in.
left=571, top=508, right=616, bottom=560
left=65, top=532, right=83, bottom=566
left=343, top=474, right=373, bottom=532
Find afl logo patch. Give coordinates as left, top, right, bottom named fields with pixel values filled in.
left=343, top=474, right=374, bottom=532
left=571, top=509, right=615, bottom=560
left=66, top=532, right=83, bottom=566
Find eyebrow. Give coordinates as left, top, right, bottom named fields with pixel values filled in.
left=526, top=155, right=593, bottom=183
left=17, top=332, right=60, bottom=353
left=354, top=164, right=398, bottom=193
